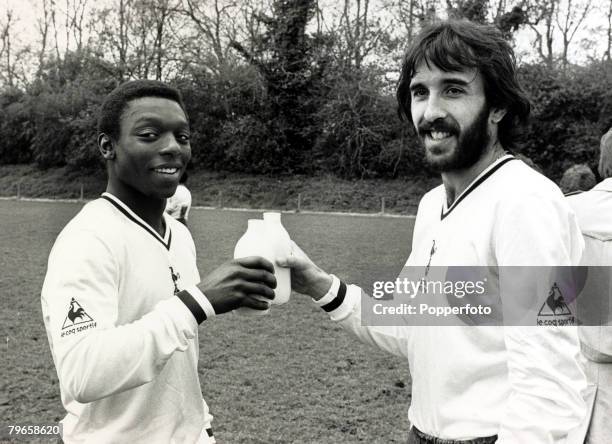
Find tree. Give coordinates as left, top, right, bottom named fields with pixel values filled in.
left=35, top=0, right=53, bottom=78
left=228, top=0, right=323, bottom=172
left=495, top=5, right=527, bottom=38
left=525, top=0, right=557, bottom=67
left=180, top=0, right=239, bottom=74
left=65, top=0, right=90, bottom=52
left=386, top=0, right=442, bottom=40
left=556, top=0, right=593, bottom=70
left=604, top=0, right=611, bottom=61
left=524, top=0, right=594, bottom=69
left=148, top=0, right=173, bottom=80
left=92, top=0, right=135, bottom=81
left=0, top=8, right=16, bottom=88
left=90, top=0, right=183, bottom=81
left=446, top=0, right=489, bottom=23
left=313, top=0, right=395, bottom=72
left=338, top=0, right=380, bottom=69
left=393, top=0, right=420, bottom=40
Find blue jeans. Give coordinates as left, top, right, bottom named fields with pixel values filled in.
left=408, top=426, right=497, bottom=444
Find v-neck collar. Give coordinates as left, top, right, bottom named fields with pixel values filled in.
left=101, top=192, right=172, bottom=250
left=441, top=155, right=516, bottom=220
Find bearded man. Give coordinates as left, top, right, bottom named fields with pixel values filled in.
left=279, top=20, right=587, bottom=443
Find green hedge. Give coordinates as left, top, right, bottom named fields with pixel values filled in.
left=1, top=53, right=610, bottom=180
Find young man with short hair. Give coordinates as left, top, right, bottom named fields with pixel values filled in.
left=280, top=20, right=586, bottom=443
left=41, top=80, right=276, bottom=443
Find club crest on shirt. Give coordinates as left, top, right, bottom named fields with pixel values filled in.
left=169, top=266, right=181, bottom=295
left=61, top=298, right=96, bottom=337
left=425, top=240, right=437, bottom=277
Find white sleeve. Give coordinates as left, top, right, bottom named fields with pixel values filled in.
left=313, top=276, right=409, bottom=359
left=494, top=194, right=586, bottom=443
left=41, top=230, right=215, bottom=404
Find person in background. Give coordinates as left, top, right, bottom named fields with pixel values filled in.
left=561, top=163, right=597, bottom=195
left=166, top=171, right=192, bottom=226
left=567, top=127, right=612, bottom=443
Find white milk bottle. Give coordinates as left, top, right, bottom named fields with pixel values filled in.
left=262, top=212, right=292, bottom=305
left=233, top=219, right=272, bottom=315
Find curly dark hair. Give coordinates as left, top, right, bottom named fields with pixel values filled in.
left=97, top=80, right=188, bottom=141
left=396, top=19, right=531, bottom=149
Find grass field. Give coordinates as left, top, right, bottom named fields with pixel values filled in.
left=1, top=199, right=416, bottom=443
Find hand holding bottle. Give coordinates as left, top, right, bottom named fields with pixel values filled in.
left=276, top=241, right=333, bottom=301
left=198, top=256, right=277, bottom=315
left=233, top=213, right=293, bottom=314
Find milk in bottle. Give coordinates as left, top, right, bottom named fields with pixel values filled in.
left=262, top=212, right=292, bottom=304
left=233, top=219, right=272, bottom=315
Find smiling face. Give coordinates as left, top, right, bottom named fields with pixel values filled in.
left=409, top=62, right=495, bottom=173
left=102, top=97, right=191, bottom=202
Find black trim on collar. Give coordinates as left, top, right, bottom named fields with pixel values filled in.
left=564, top=190, right=585, bottom=197
left=101, top=195, right=172, bottom=250
left=440, top=157, right=516, bottom=220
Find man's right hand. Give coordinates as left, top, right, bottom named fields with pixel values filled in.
left=277, top=241, right=333, bottom=301
left=198, top=257, right=277, bottom=315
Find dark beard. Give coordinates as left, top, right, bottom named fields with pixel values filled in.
left=418, top=105, right=491, bottom=173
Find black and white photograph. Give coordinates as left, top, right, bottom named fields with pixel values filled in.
left=1, top=0, right=611, bottom=443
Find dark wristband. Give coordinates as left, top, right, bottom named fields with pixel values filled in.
left=321, top=280, right=347, bottom=313
left=177, top=290, right=207, bottom=324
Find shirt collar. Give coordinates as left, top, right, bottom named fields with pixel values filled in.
left=592, top=178, right=612, bottom=192
left=101, top=192, right=172, bottom=250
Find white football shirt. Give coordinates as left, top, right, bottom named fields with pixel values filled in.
left=315, top=156, right=587, bottom=443
left=42, top=193, right=215, bottom=444
left=567, top=178, right=612, bottom=359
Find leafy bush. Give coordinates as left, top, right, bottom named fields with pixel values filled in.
left=0, top=89, right=34, bottom=164
left=1, top=49, right=610, bottom=183
left=175, top=66, right=266, bottom=171
left=314, top=70, right=397, bottom=178
left=518, top=61, right=612, bottom=179
left=64, top=105, right=102, bottom=170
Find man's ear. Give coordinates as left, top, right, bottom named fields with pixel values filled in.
left=98, top=133, right=115, bottom=160
left=490, top=108, right=507, bottom=124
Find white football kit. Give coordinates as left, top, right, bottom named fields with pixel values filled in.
left=567, top=179, right=612, bottom=443
left=567, top=179, right=612, bottom=359
left=41, top=192, right=216, bottom=444
left=315, top=155, right=587, bottom=443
